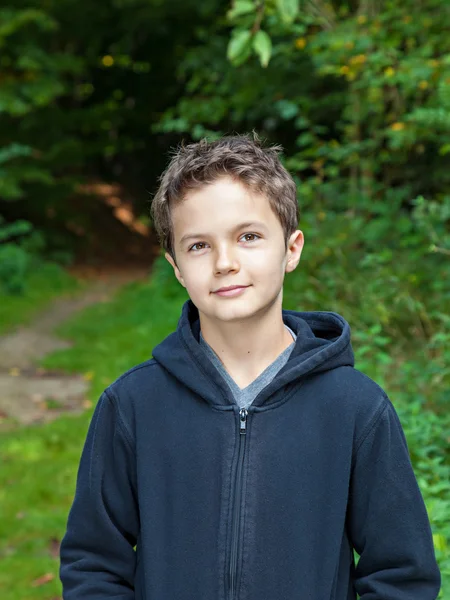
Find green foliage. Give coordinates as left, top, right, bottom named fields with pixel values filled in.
left=0, top=216, right=75, bottom=302
left=157, top=0, right=450, bottom=213
left=275, top=0, right=299, bottom=24
left=0, top=144, right=44, bottom=199
left=0, top=243, right=30, bottom=295
left=0, top=218, right=33, bottom=294
left=0, top=0, right=219, bottom=246
left=227, top=29, right=253, bottom=66
left=0, top=7, right=74, bottom=203
left=253, top=30, right=272, bottom=68
left=227, top=0, right=255, bottom=20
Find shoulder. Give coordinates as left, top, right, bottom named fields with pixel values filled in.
left=108, top=357, right=159, bottom=389
left=105, top=357, right=172, bottom=403
left=101, top=358, right=167, bottom=429
left=312, top=365, right=391, bottom=445
left=316, top=364, right=389, bottom=404
left=98, top=358, right=174, bottom=444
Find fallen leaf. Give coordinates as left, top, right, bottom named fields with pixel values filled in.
left=9, top=367, right=21, bottom=377
left=31, top=572, right=55, bottom=587
left=82, top=399, right=93, bottom=409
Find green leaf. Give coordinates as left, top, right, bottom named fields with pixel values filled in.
left=275, top=99, right=298, bottom=119
left=276, top=0, right=299, bottom=24
left=0, top=144, right=32, bottom=165
left=227, top=0, right=255, bottom=20
left=252, top=30, right=272, bottom=68
left=227, top=29, right=252, bottom=64
left=439, top=143, right=450, bottom=156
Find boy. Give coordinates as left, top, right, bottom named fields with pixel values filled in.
left=59, top=134, right=441, bottom=599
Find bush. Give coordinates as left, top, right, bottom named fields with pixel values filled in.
left=0, top=218, right=34, bottom=294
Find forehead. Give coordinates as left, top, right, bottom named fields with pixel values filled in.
left=171, top=177, right=276, bottom=233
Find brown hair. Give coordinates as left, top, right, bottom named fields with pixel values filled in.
left=150, top=132, right=299, bottom=263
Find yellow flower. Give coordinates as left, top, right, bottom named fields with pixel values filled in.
left=102, top=55, right=114, bottom=67
left=295, top=38, right=307, bottom=50
left=349, top=54, right=367, bottom=66
left=339, top=65, right=350, bottom=75
left=391, top=122, right=405, bottom=131
left=357, top=15, right=367, bottom=25
left=384, top=67, right=395, bottom=77
left=419, top=80, right=429, bottom=90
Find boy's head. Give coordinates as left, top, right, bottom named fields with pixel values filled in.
left=151, top=133, right=304, bottom=324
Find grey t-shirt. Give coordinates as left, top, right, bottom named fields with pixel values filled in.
left=199, top=324, right=297, bottom=409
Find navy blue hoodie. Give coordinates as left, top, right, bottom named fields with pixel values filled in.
left=59, top=299, right=441, bottom=599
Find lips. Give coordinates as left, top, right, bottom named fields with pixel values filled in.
left=213, top=285, right=249, bottom=293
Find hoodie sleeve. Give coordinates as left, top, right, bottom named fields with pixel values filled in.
left=59, top=390, right=139, bottom=599
left=347, top=396, right=441, bottom=599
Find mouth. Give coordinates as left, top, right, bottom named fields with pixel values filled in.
left=213, top=285, right=249, bottom=293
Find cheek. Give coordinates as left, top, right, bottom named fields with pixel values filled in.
left=251, top=248, right=286, bottom=275
left=182, top=264, right=210, bottom=290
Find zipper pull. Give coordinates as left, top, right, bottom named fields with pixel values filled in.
left=239, top=408, right=248, bottom=434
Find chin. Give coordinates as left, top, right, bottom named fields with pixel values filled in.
left=211, top=302, right=262, bottom=323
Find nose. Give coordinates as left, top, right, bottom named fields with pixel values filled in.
left=214, top=242, right=240, bottom=274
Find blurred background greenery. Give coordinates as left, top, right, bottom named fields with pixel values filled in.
left=0, top=0, right=449, bottom=598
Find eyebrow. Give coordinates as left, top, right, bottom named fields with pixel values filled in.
left=179, top=221, right=268, bottom=246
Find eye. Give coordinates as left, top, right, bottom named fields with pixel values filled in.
left=188, top=242, right=208, bottom=252
left=241, top=233, right=260, bottom=242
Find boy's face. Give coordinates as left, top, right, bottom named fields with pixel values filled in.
left=165, top=176, right=304, bottom=325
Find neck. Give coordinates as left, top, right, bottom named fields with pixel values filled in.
left=199, top=302, right=294, bottom=384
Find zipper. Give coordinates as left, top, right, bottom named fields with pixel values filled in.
left=228, top=407, right=248, bottom=600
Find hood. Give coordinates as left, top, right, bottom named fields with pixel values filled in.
left=151, top=299, right=355, bottom=409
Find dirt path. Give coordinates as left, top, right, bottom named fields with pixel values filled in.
left=0, top=267, right=149, bottom=427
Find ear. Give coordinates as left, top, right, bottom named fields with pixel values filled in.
left=285, top=230, right=304, bottom=273
left=165, top=252, right=187, bottom=288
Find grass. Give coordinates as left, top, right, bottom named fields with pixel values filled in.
left=0, top=252, right=448, bottom=599
left=0, top=414, right=90, bottom=599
